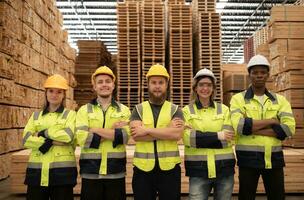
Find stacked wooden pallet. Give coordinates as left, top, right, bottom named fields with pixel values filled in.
left=117, top=1, right=141, bottom=109
left=192, top=0, right=222, bottom=102
left=74, top=40, right=113, bottom=109
left=267, top=6, right=304, bottom=147
left=193, top=0, right=215, bottom=12
left=141, top=0, right=166, bottom=101
left=0, top=0, right=76, bottom=180
left=10, top=146, right=304, bottom=194
left=168, top=2, right=193, bottom=108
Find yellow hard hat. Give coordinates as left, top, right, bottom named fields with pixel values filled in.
left=91, top=66, right=116, bottom=83
left=43, top=74, right=68, bottom=90
left=146, top=64, right=170, bottom=80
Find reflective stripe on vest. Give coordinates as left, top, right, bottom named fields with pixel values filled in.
left=185, top=153, right=234, bottom=161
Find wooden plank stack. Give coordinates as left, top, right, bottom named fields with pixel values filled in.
left=74, top=40, right=113, bottom=109
left=141, top=0, right=166, bottom=101
left=221, top=64, right=248, bottom=106
left=10, top=146, right=304, bottom=194
left=267, top=5, right=304, bottom=147
left=168, top=2, right=193, bottom=108
left=0, top=0, right=76, bottom=180
left=192, top=0, right=222, bottom=102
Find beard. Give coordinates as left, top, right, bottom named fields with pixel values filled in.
left=148, top=90, right=167, bottom=105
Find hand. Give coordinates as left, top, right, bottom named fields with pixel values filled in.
left=169, top=118, right=184, bottom=128
left=129, top=121, right=143, bottom=129
left=184, top=124, right=193, bottom=130
left=218, top=131, right=234, bottom=141
left=131, top=125, right=147, bottom=138
left=112, top=121, right=129, bottom=129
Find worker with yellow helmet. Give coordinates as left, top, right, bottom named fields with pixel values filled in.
left=230, top=55, right=296, bottom=200
left=23, top=74, right=77, bottom=200
left=76, top=66, right=130, bottom=200
left=183, top=68, right=235, bottom=200
left=130, top=64, right=184, bottom=200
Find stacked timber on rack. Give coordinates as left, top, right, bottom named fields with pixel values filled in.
left=117, top=1, right=141, bottom=109
left=192, top=0, right=222, bottom=102
left=267, top=6, right=304, bottom=147
left=10, top=146, right=304, bottom=194
left=221, top=64, right=248, bottom=106
left=243, top=36, right=254, bottom=64
left=141, top=0, right=166, bottom=101
left=74, top=40, right=113, bottom=109
left=0, top=0, right=76, bottom=180
left=168, top=2, right=193, bottom=108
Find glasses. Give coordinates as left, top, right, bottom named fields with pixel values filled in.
left=197, top=82, right=213, bottom=88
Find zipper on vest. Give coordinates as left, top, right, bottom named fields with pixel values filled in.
left=102, top=110, right=107, bottom=128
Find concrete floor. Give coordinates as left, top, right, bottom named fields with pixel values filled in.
left=1, top=177, right=304, bottom=200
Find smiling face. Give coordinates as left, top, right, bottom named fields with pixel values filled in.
left=46, top=88, right=65, bottom=106
left=249, top=65, right=269, bottom=89
left=195, top=77, right=214, bottom=100
left=93, top=74, right=115, bottom=98
left=148, top=76, right=168, bottom=104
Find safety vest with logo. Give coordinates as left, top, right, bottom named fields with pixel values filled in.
left=76, top=99, right=130, bottom=175
left=23, top=108, right=77, bottom=187
left=183, top=101, right=235, bottom=179
left=230, top=87, right=295, bottom=169
left=133, top=101, right=181, bottom=172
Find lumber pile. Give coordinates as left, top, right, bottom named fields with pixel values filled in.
left=117, top=1, right=141, bottom=109
left=268, top=5, right=304, bottom=147
left=221, top=64, right=248, bottom=106
left=168, top=2, right=193, bottom=108
left=116, top=0, right=194, bottom=108
left=243, top=36, right=254, bottom=64
left=74, top=40, right=113, bottom=109
left=0, top=0, right=76, bottom=180
left=192, top=0, right=222, bottom=102
left=10, top=146, right=304, bottom=194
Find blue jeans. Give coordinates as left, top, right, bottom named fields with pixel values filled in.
left=189, top=175, right=234, bottom=200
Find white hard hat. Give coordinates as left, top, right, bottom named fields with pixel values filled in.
left=247, top=54, right=270, bottom=71
left=193, top=68, right=216, bottom=83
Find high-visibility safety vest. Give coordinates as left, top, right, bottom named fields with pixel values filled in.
left=133, top=101, right=181, bottom=172
left=76, top=99, right=130, bottom=175
left=23, top=107, right=77, bottom=187
left=230, top=87, right=296, bottom=169
left=183, top=101, right=235, bottom=179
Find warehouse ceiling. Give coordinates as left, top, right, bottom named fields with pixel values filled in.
left=56, top=0, right=297, bottom=64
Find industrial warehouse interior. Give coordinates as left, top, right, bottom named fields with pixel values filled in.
left=0, top=0, right=304, bottom=199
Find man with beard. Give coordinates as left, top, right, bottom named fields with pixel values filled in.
left=76, top=66, right=131, bottom=200
left=130, top=64, right=184, bottom=200
left=230, top=55, right=295, bottom=200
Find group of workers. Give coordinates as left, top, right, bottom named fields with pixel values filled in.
left=22, top=54, right=295, bottom=200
